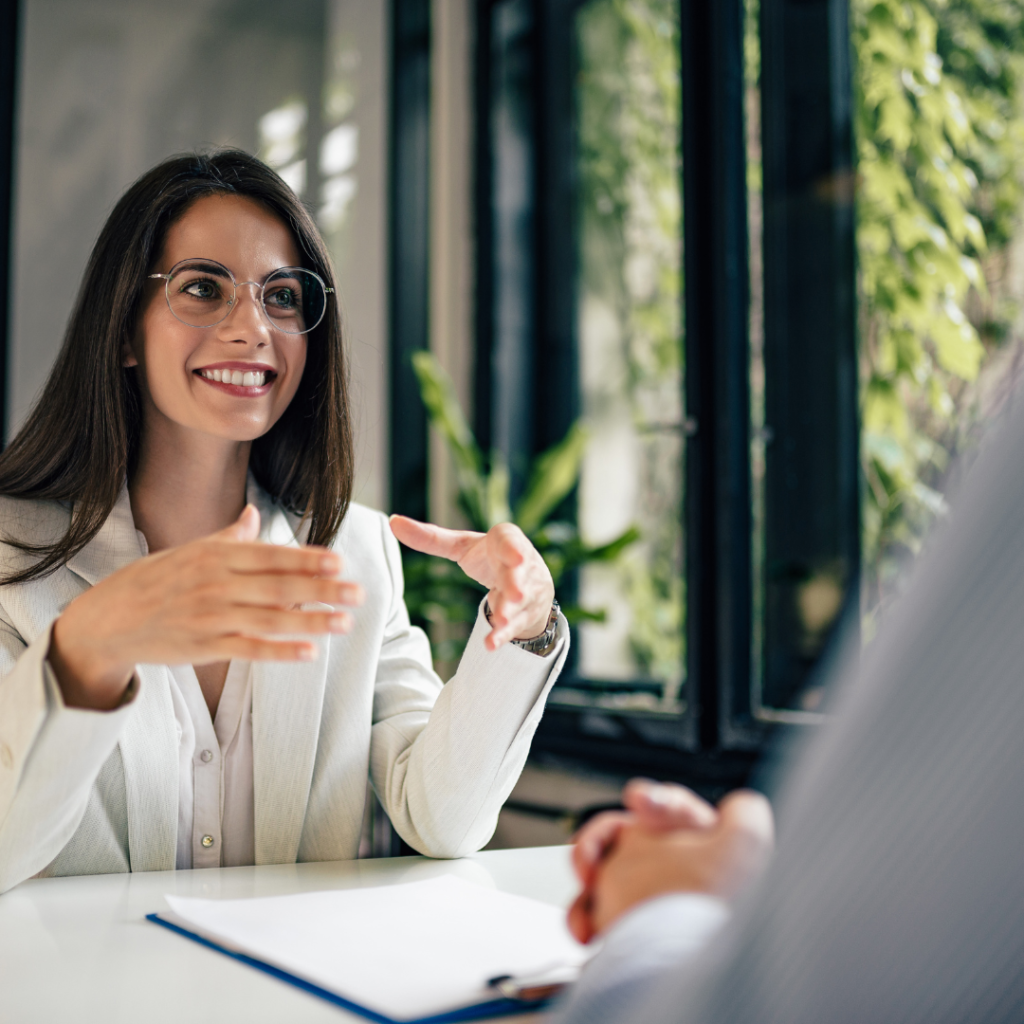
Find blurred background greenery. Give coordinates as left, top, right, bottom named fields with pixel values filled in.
left=404, top=351, right=638, bottom=674
left=852, top=0, right=1024, bottom=624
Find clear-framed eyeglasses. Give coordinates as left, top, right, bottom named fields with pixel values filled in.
left=148, top=257, right=333, bottom=335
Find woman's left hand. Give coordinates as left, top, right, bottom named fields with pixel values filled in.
left=389, top=516, right=555, bottom=651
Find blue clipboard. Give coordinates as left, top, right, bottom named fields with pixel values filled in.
left=147, top=912, right=557, bottom=1023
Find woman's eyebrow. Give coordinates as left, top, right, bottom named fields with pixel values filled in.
left=181, top=260, right=234, bottom=277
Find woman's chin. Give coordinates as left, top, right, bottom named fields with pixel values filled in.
left=184, top=413, right=278, bottom=444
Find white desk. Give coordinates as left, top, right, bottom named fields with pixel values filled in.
left=0, top=845, right=576, bottom=1024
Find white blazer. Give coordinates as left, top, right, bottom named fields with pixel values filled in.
left=0, top=482, right=569, bottom=894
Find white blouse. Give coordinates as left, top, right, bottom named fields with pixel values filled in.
left=168, top=661, right=255, bottom=870
left=135, top=525, right=256, bottom=872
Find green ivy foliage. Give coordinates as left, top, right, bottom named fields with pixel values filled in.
left=854, top=0, right=1024, bottom=608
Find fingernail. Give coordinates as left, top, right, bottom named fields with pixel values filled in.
left=320, top=554, right=342, bottom=575
left=299, top=645, right=318, bottom=661
left=328, top=614, right=349, bottom=633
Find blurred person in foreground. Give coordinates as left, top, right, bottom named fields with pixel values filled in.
left=557, top=396, right=1024, bottom=1023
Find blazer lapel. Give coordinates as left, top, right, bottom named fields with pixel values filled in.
left=249, top=485, right=330, bottom=865
left=118, top=663, right=180, bottom=871
left=252, top=647, right=329, bottom=865
left=65, top=486, right=179, bottom=872
left=64, top=486, right=144, bottom=587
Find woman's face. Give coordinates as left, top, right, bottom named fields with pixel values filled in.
left=130, top=193, right=308, bottom=445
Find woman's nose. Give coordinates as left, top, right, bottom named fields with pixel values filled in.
left=220, top=281, right=268, bottom=337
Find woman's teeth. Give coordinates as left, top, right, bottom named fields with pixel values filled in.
left=200, top=368, right=268, bottom=386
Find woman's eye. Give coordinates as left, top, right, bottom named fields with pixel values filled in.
left=181, top=279, right=221, bottom=301
left=266, top=287, right=298, bottom=310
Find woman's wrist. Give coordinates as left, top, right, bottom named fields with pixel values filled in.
left=49, top=617, right=133, bottom=711
left=485, top=598, right=559, bottom=647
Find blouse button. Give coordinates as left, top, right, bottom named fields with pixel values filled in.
left=201, top=835, right=215, bottom=849
left=200, top=749, right=213, bottom=763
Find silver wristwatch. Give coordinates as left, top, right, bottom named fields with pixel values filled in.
left=485, top=600, right=561, bottom=656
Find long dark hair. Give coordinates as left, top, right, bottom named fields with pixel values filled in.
left=0, top=149, right=353, bottom=583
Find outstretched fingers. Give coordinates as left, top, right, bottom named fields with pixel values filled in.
left=482, top=525, right=554, bottom=649
left=389, top=515, right=483, bottom=562
left=215, top=503, right=262, bottom=542
left=217, top=541, right=344, bottom=578
left=204, top=635, right=322, bottom=663
left=223, top=573, right=365, bottom=610
left=487, top=522, right=529, bottom=569
left=212, top=605, right=354, bottom=638
left=484, top=567, right=533, bottom=649
left=389, top=515, right=554, bottom=651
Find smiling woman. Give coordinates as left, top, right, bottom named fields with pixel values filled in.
left=0, top=150, right=567, bottom=892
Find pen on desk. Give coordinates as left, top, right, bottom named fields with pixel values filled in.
left=488, top=964, right=581, bottom=1003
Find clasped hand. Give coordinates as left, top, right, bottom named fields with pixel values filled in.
left=49, top=506, right=555, bottom=710
left=567, top=779, right=775, bottom=944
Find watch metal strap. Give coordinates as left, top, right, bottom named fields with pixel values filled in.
left=484, top=599, right=561, bottom=656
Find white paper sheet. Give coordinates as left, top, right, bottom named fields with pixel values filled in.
left=162, top=875, right=589, bottom=1021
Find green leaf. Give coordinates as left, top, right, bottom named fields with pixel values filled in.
left=484, top=454, right=512, bottom=528
left=561, top=605, right=608, bottom=626
left=410, top=351, right=481, bottom=475
left=513, top=422, right=590, bottom=536
left=410, top=351, right=491, bottom=531
left=581, top=525, right=642, bottom=563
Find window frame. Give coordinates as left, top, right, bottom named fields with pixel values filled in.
left=391, top=0, right=858, bottom=791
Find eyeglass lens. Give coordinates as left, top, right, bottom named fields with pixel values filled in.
left=164, top=260, right=327, bottom=334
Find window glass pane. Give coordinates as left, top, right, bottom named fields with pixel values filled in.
left=569, top=0, right=684, bottom=712
left=749, top=1, right=1024, bottom=718
left=855, top=1, right=1024, bottom=627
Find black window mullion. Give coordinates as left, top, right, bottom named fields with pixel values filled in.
left=681, top=0, right=754, bottom=750
left=389, top=0, right=432, bottom=520
left=757, top=0, right=858, bottom=718
left=532, top=0, right=579, bottom=458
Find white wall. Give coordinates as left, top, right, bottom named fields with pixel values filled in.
left=9, top=0, right=389, bottom=511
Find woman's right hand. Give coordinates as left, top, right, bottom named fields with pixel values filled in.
left=48, top=504, right=363, bottom=710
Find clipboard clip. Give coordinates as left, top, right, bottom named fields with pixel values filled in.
left=487, top=964, right=579, bottom=1003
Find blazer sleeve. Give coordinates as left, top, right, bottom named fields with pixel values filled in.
left=368, top=514, right=569, bottom=858
left=0, top=613, right=137, bottom=893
